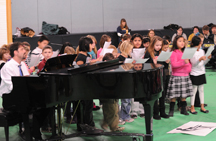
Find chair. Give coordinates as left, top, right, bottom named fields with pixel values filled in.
left=0, top=108, right=22, bottom=141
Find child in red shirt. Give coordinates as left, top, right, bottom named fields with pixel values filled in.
left=38, top=45, right=53, bottom=72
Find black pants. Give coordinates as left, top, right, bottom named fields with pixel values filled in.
left=74, top=100, right=95, bottom=130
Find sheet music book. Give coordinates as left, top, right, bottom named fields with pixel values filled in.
left=181, top=47, right=197, bottom=59
left=157, top=51, right=172, bottom=61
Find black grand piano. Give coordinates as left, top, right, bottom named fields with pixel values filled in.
left=3, top=55, right=163, bottom=141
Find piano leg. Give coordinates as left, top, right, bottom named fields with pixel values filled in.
left=57, top=105, right=62, bottom=136
left=142, top=93, right=161, bottom=141
left=51, top=106, right=57, bottom=137
left=143, top=100, right=154, bottom=141
left=22, top=114, right=33, bottom=141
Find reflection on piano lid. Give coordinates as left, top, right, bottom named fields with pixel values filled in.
left=67, top=58, right=122, bottom=75
left=88, top=63, right=163, bottom=74
left=41, top=54, right=77, bottom=72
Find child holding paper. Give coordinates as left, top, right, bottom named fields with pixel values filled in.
left=167, top=35, right=193, bottom=117
left=130, top=33, right=146, bottom=118
left=189, top=36, right=211, bottom=114
left=131, top=33, right=145, bottom=60
left=144, top=36, right=163, bottom=64
left=97, top=34, right=111, bottom=59
left=144, top=36, right=169, bottom=119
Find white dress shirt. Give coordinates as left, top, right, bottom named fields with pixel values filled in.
left=0, top=59, right=29, bottom=96
left=190, top=49, right=206, bottom=76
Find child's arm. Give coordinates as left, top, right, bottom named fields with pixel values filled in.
left=204, top=54, right=212, bottom=65
left=90, top=55, right=103, bottom=64
left=170, top=53, right=187, bottom=68
left=76, top=61, right=84, bottom=65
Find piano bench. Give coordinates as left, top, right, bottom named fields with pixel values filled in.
left=0, top=108, right=22, bottom=141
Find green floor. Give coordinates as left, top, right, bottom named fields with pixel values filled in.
left=0, top=70, right=216, bottom=141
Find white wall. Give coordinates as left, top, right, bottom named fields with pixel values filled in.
left=11, top=0, right=216, bottom=35
left=0, top=0, right=7, bottom=45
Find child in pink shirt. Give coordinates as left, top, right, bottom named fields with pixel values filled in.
left=167, top=35, right=193, bottom=117
left=97, top=34, right=111, bottom=58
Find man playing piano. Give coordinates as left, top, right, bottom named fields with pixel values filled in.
left=0, top=42, right=48, bottom=141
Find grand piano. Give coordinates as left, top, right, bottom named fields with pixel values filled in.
left=3, top=55, right=163, bottom=141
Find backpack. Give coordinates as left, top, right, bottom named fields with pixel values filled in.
left=164, top=24, right=179, bottom=30
left=42, top=21, right=59, bottom=35
left=58, top=27, right=70, bottom=35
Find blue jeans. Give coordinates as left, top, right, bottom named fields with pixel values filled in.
left=120, top=98, right=132, bottom=120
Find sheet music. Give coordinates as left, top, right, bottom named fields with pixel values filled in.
left=181, top=47, right=197, bottom=59
left=157, top=51, right=172, bottom=61
left=102, top=49, right=114, bottom=56
left=205, top=45, right=214, bottom=57
left=131, top=48, right=145, bottom=60
left=29, top=53, right=43, bottom=67
left=100, top=41, right=111, bottom=56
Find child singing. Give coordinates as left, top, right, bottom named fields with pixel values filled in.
left=190, top=36, right=211, bottom=114
left=167, top=35, right=193, bottom=117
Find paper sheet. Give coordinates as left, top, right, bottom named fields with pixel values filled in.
left=167, top=121, right=216, bottom=136
left=157, top=51, right=172, bottom=61
left=124, top=58, right=149, bottom=64
left=124, top=58, right=134, bottom=63
left=51, top=49, right=60, bottom=58
left=100, top=41, right=111, bottom=56
left=205, top=45, right=214, bottom=57
left=102, top=49, right=114, bottom=56
left=29, top=53, right=43, bottom=67
left=135, top=58, right=149, bottom=63
left=131, top=48, right=146, bottom=60
left=181, top=47, right=197, bottom=59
